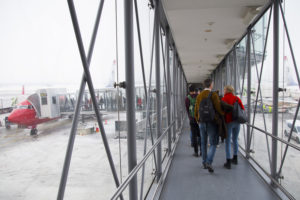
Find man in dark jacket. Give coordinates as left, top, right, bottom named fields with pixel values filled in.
left=185, top=85, right=201, bottom=157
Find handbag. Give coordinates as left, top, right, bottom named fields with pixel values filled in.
left=232, top=97, right=247, bottom=124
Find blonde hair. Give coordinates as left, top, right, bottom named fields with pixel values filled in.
left=224, top=85, right=234, bottom=94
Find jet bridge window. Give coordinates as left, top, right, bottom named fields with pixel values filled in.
left=52, top=96, right=56, bottom=104
left=41, top=93, right=48, bottom=105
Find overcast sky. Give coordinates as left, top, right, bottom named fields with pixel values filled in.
left=0, top=0, right=154, bottom=91
left=0, top=0, right=299, bottom=92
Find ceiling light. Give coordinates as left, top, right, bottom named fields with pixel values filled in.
left=216, top=54, right=225, bottom=60
left=243, top=6, right=260, bottom=25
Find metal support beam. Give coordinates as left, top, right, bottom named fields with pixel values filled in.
left=178, top=67, right=182, bottom=127
left=225, top=59, right=228, bottom=86
left=58, top=1, right=123, bottom=200
left=233, top=45, right=237, bottom=91
left=134, top=0, right=147, bottom=100
left=249, top=13, right=273, bottom=172
left=166, top=27, right=172, bottom=155
left=271, top=0, right=279, bottom=184
left=139, top=9, right=158, bottom=200
left=155, top=0, right=162, bottom=181
left=124, top=0, right=138, bottom=198
left=176, top=61, right=180, bottom=128
left=172, top=48, right=176, bottom=141
left=246, top=29, right=251, bottom=159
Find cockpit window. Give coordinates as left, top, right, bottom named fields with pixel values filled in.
left=18, top=105, right=28, bottom=109
left=17, top=105, right=34, bottom=109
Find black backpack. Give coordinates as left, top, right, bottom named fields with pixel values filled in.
left=199, top=92, right=215, bottom=122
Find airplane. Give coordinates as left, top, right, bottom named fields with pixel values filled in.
left=5, top=99, right=60, bottom=135
left=4, top=87, right=111, bottom=135
left=5, top=88, right=69, bottom=135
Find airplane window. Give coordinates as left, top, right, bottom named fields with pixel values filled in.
left=52, top=96, right=56, bottom=104
left=18, top=105, right=28, bottom=109
left=41, top=96, right=47, bottom=105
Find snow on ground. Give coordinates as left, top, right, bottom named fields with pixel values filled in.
left=0, top=112, right=156, bottom=200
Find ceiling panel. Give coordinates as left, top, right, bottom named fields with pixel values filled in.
left=162, top=0, right=269, bottom=83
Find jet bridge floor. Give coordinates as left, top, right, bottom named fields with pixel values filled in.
left=159, top=123, right=279, bottom=200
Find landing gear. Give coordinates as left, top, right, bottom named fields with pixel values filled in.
left=5, top=117, right=11, bottom=129
left=30, top=128, right=38, bottom=136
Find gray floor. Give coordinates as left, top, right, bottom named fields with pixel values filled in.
left=159, top=123, right=280, bottom=200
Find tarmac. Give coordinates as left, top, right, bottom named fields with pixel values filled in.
left=0, top=112, right=158, bottom=200
left=0, top=112, right=299, bottom=199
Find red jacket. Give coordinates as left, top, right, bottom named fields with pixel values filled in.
left=222, top=93, right=245, bottom=123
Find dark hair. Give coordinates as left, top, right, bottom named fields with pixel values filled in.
left=204, top=79, right=212, bottom=88
left=189, top=85, right=195, bottom=92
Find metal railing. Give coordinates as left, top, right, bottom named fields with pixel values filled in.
left=111, top=119, right=183, bottom=200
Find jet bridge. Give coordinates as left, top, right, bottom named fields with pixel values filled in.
left=56, top=0, right=300, bottom=200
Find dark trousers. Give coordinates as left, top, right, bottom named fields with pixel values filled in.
left=190, top=119, right=201, bottom=154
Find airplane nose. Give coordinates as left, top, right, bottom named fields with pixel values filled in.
left=7, top=110, right=22, bottom=123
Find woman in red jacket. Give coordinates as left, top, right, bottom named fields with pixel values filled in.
left=222, top=85, right=245, bottom=169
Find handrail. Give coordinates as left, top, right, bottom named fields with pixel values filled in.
left=240, top=121, right=300, bottom=200
left=246, top=123, right=300, bottom=152
left=239, top=146, right=296, bottom=200
left=111, top=120, right=176, bottom=200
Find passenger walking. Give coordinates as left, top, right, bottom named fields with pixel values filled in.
left=185, top=85, right=201, bottom=157
left=194, top=79, right=224, bottom=173
left=189, top=88, right=198, bottom=147
left=222, top=85, right=245, bottom=169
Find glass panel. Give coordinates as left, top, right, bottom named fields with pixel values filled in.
left=133, top=0, right=156, bottom=198
left=236, top=34, right=248, bottom=151
left=277, top=1, right=300, bottom=199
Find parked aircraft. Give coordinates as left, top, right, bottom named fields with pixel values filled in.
left=5, top=88, right=68, bottom=135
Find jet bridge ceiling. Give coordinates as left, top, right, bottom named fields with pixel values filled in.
left=161, top=0, right=269, bottom=83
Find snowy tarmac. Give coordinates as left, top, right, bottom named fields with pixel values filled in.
left=0, top=112, right=158, bottom=200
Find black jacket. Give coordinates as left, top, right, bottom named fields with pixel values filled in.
left=216, top=100, right=234, bottom=140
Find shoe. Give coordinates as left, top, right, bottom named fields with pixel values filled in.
left=193, top=153, right=199, bottom=157
left=231, top=155, right=238, bottom=165
left=199, top=152, right=202, bottom=157
left=224, top=159, right=231, bottom=169
left=206, top=164, right=214, bottom=173
left=202, top=163, right=207, bottom=169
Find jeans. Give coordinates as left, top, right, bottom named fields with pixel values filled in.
left=199, top=122, right=218, bottom=165
left=225, top=122, right=240, bottom=159
left=190, top=131, right=192, bottom=145
left=190, top=120, right=201, bottom=154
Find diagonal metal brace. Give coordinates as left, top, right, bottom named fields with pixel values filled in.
left=57, top=1, right=123, bottom=200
